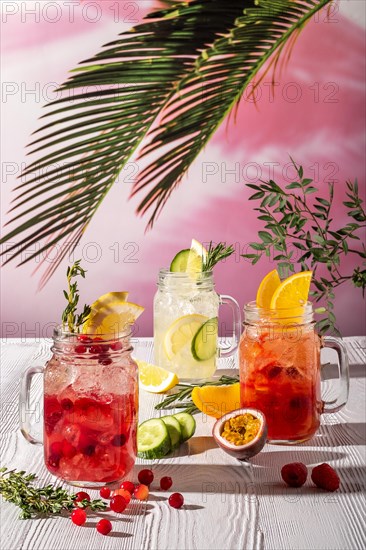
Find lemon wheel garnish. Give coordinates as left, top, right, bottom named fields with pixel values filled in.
left=270, top=271, right=312, bottom=313
left=82, top=300, right=144, bottom=335
left=256, top=269, right=281, bottom=309
left=163, top=314, right=208, bottom=360
left=136, top=360, right=179, bottom=393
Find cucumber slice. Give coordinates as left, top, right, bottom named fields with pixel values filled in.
left=137, top=418, right=171, bottom=459
left=173, top=412, right=196, bottom=442
left=161, top=415, right=182, bottom=450
left=170, top=249, right=191, bottom=272
left=191, top=317, right=218, bottom=361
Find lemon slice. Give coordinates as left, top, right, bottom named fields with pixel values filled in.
left=163, top=314, right=208, bottom=360
left=256, top=269, right=281, bottom=309
left=136, top=360, right=179, bottom=393
left=186, top=239, right=208, bottom=277
left=191, top=383, right=240, bottom=418
left=82, top=301, right=144, bottom=335
left=90, top=291, right=128, bottom=312
left=270, top=271, right=312, bottom=312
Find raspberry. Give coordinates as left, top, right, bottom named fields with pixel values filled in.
left=311, top=463, right=340, bottom=492
left=281, top=462, right=308, bottom=487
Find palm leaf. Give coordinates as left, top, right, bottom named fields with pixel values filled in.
left=0, top=0, right=332, bottom=283
left=133, top=0, right=331, bottom=225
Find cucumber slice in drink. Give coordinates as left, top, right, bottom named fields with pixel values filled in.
left=161, top=416, right=182, bottom=450
left=191, top=317, right=218, bottom=361
left=170, top=249, right=191, bottom=272
left=137, top=418, right=171, bottom=459
left=173, top=412, right=196, bottom=442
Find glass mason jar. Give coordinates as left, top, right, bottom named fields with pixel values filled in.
left=154, top=269, right=241, bottom=381
left=20, top=326, right=138, bottom=487
left=239, top=302, right=349, bottom=444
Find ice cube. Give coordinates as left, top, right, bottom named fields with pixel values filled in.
left=63, top=423, right=81, bottom=446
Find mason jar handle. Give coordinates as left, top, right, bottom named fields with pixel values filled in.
left=218, top=295, right=241, bottom=358
left=321, top=336, right=350, bottom=414
left=19, top=366, right=44, bottom=445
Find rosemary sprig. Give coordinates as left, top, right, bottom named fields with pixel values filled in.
left=242, top=158, right=366, bottom=335
left=61, top=260, right=91, bottom=333
left=0, top=467, right=107, bottom=519
left=155, top=375, right=239, bottom=414
left=203, top=242, right=235, bottom=272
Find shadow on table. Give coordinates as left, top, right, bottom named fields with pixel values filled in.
left=313, top=422, right=366, bottom=446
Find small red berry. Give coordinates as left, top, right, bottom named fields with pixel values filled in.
left=96, top=518, right=112, bottom=535
left=60, top=398, right=73, bottom=411
left=168, top=492, right=184, bottom=509
left=77, top=335, right=92, bottom=344
left=74, top=345, right=87, bottom=354
left=74, top=491, right=91, bottom=503
left=71, top=508, right=87, bottom=526
left=110, top=495, right=127, bottom=513
left=134, top=484, right=149, bottom=501
left=110, top=341, right=123, bottom=351
left=119, top=481, right=135, bottom=494
left=138, top=469, right=154, bottom=486
left=112, top=488, right=131, bottom=504
left=311, top=463, right=340, bottom=492
left=160, top=476, right=173, bottom=491
left=50, top=441, right=63, bottom=456
left=281, top=463, right=308, bottom=488
left=100, top=486, right=111, bottom=499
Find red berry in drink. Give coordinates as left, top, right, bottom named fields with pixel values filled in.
left=134, top=484, right=149, bottom=501
left=100, top=486, right=111, bottom=499
left=60, top=398, right=73, bottom=411
left=112, top=433, right=126, bottom=447
left=138, top=469, right=154, bottom=486
left=71, top=508, right=87, bottom=526
left=168, top=493, right=184, bottom=509
left=281, top=463, right=308, bottom=488
left=311, top=463, right=340, bottom=492
left=110, top=341, right=123, bottom=351
left=160, top=476, right=173, bottom=491
left=77, top=335, right=92, bottom=344
left=96, top=519, right=112, bottom=535
left=74, top=491, right=91, bottom=503
left=50, top=441, right=63, bottom=456
left=112, top=488, right=131, bottom=504
left=119, top=480, right=135, bottom=494
left=74, top=345, right=87, bottom=354
left=110, top=495, right=127, bottom=513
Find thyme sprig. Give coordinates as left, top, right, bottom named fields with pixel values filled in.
left=155, top=375, right=239, bottom=414
left=0, top=467, right=107, bottom=519
left=242, top=158, right=366, bottom=335
left=203, top=242, right=235, bottom=272
left=61, top=260, right=91, bottom=333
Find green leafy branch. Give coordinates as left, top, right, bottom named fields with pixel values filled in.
left=0, top=468, right=106, bottom=519
left=61, top=260, right=91, bottom=333
left=203, top=242, right=235, bottom=272
left=242, top=159, right=366, bottom=335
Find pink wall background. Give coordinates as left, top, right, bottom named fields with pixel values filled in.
left=1, top=0, right=365, bottom=339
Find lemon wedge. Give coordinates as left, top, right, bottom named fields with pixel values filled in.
left=90, top=291, right=128, bottom=312
left=136, top=360, right=179, bottom=393
left=82, top=300, right=144, bottom=335
left=191, top=383, right=240, bottom=418
left=256, top=269, right=281, bottom=309
left=270, top=271, right=312, bottom=312
left=186, top=239, right=208, bottom=276
left=163, top=314, right=208, bottom=360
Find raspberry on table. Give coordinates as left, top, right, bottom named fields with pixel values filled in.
left=281, top=462, right=308, bottom=487
left=311, top=463, right=340, bottom=492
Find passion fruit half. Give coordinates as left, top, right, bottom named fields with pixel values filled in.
left=212, top=408, right=267, bottom=460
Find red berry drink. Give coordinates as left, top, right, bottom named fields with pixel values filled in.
left=44, top=333, right=138, bottom=485
left=239, top=304, right=323, bottom=443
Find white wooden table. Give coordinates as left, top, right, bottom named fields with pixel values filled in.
left=1, top=337, right=365, bottom=550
